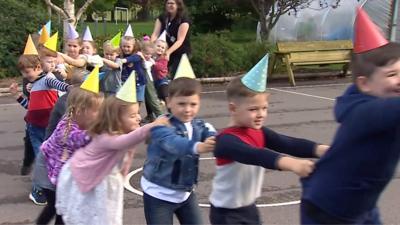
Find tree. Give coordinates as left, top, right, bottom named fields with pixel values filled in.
left=250, top=0, right=344, bottom=41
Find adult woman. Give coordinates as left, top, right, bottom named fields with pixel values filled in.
left=151, top=0, right=191, bottom=78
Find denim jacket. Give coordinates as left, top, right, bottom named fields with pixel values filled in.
left=143, top=116, right=216, bottom=191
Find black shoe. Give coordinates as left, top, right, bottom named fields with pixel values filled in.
left=20, top=165, right=32, bottom=176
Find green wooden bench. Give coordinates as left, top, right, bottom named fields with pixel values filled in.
left=268, top=40, right=353, bottom=86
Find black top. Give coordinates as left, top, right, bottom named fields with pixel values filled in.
left=158, top=14, right=191, bottom=57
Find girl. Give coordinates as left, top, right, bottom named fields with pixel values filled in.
left=55, top=76, right=169, bottom=224
left=119, top=36, right=147, bottom=104
left=36, top=86, right=104, bottom=224
left=152, top=39, right=170, bottom=103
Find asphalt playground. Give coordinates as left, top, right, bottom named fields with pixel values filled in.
left=1, top=77, right=400, bottom=224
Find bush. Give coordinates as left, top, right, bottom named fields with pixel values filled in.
left=0, top=0, right=47, bottom=78
left=191, top=33, right=272, bottom=78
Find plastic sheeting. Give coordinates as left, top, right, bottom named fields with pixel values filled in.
left=264, top=0, right=393, bottom=43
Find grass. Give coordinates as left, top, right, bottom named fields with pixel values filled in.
left=77, top=21, right=154, bottom=38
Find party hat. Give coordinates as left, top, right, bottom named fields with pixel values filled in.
left=116, top=71, right=137, bottom=103
left=39, top=21, right=51, bottom=36
left=353, top=7, right=388, bottom=53
left=124, top=24, right=134, bottom=37
left=38, top=26, right=50, bottom=45
left=82, top=26, right=93, bottom=41
left=80, top=66, right=99, bottom=93
left=43, top=32, right=58, bottom=52
left=23, top=35, right=39, bottom=55
left=241, top=54, right=269, bottom=92
left=174, top=54, right=195, bottom=79
left=67, top=23, right=79, bottom=39
left=110, top=32, right=121, bottom=48
left=158, top=30, right=167, bottom=42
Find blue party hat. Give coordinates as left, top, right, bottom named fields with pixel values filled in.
left=241, top=54, right=269, bottom=92
left=39, top=20, right=51, bottom=35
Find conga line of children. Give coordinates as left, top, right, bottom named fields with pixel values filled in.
left=9, top=6, right=400, bottom=225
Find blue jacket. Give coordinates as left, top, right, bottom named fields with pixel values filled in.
left=143, top=116, right=216, bottom=191
left=302, top=84, right=400, bottom=220
left=121, top=54, right=147, bottom=85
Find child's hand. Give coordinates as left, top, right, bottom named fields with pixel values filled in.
left=151, top=115, right=170, bottom=127
left=9, top=82, right=19, bottom=96
left=314, top=144, right=329, bottom=158
left=26, top=83, right=32, bottom=93
left=196, top=136, right=216, bottom=154
left=137, top=51, right=145, bottom=60
left=277, top=156, right=315, bottom=177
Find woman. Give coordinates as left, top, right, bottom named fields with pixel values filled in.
left=151, top=0, right=191, bottom=78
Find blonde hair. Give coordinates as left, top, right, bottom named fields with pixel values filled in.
left=103, top=40, right=120, bottom=54
left=88, top=96, right=137, bottom=135
left=120, top=36, right=141, bottom=55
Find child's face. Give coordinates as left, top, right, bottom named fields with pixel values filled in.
left=357, top=60, right=400, bottom=97
left=120, top=103, right=141, bottom=133
left=21, top=66, right=42, bottom=82
left=121, top=39, right=134, bottom=55
left=167, top=94, right=200, bottom=123
left=229, top=93, right=268, bottom=129
left=81, top=41, right=96, bottom=55
left=41, top=56, right=56, bottom=73
left=155, top=41, right=167, bottom=56
left=104, top=49, right=119, bottom=61
left=66, top=39, right=81, bottom=58
left=143, top=47, right=155, bottom=61
left=75, top=100, right=103, bottom=130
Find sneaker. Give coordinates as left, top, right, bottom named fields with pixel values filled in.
left=20, top=165, right=31, bottom=176
left=29, top=188, right=47, bottom=206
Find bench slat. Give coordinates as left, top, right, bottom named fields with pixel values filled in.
left=277, top=40, right=353, bottom=53
left=288, top=50, right=351, bottom=63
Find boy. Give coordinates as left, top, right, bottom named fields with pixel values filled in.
left=140, top=77, right=216, bottom=225
left=209, top=55, right=329, bottom=225
left=10, top=35, right=70, bottom=205
left=300, top=8, right=400, bottom=224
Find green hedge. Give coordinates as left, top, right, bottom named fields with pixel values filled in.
left=0, top=0, right=47, bottom=78
left=191, top=33, right=272, bottom=78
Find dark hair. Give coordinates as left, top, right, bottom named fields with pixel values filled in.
left=168, top=77, right=201, bottom=97
left=226, top=76, right=265, bottom=101
left=164, top=0, right=188, bottom=20
left=18, top=55, right=41, bottom=70
left=351, top=42, right=400, bottom=81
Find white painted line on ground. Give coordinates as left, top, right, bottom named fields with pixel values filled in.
left=270, top=88, right=335, bottom=101
left=124, top=157, right=301, bottom=208
left=0, top=103, right=19, bottom=107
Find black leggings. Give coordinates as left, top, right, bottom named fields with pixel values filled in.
left=36, top=189, right=64, bottom=225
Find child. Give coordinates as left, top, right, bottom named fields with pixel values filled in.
left=55, top=74, right=169, bottom=225
left=120, top=36, right=147, bottom=104
left=141, top=41, right=163, bottom=123
left=34, top=68, right=103, bottom=225
left=11, top=35, right=71, bottom=205
left=209, top=56, right=328, bottom=225
left=60, top=24, right=83, bottom=84
left=101, top=39, right=122, bottom=96
left=141, top=77, right=217, bottom=225
left=152, top=39, right=170, bottom=103
left=300, top=8, right=400, bottom=224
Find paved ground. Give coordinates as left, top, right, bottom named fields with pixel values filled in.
left=1, top=77, right=400, bottom=224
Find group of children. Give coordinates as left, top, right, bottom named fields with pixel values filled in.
left=8, top=6, right=400, bottom=225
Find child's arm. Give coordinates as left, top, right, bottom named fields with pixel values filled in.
left=150, top=126, right=199, bottom=155
left=262, top=127, right=319, bottom=158
left=58, top=52, right=87, bottom=67
left=45, top=76, right=71, bottom=92
left=9, top=82, right=28, bottom=109
left=102, top=58, right=121, bottom=69
left=124, top=54, right=142, bottom=64
left=67, top=129, right=91, bottom=150
left=215, top=134, right=314, bottom=176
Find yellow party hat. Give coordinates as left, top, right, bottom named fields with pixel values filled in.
left=116, top=71, right=137, bottom=103
left=110, top=32, right=121, bottom=48
left=174, top=54, right=195, bottom=79
left=23, top=35, right=38, bottom=55
left=38, top=26, right=49, bottom=45
left=43, top=32, right=58, bottom=52
left=80, top=66, right=99, bottom=93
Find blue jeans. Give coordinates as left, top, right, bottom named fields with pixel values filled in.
left=300, top=199, right=382, bottom=225
left=143, top=192, right=203, bottom=225
left=27, top=123, right=45, bottom=157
